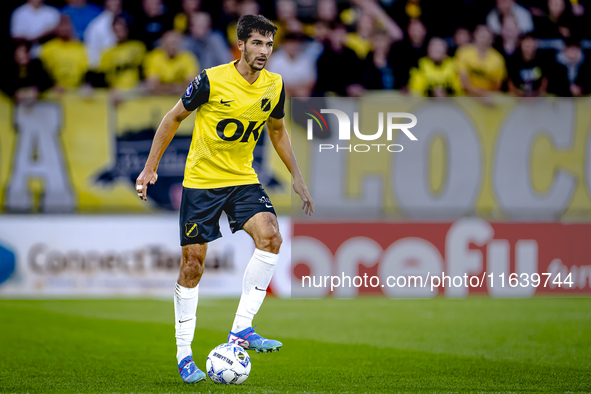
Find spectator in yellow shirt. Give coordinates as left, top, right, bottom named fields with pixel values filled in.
left=39, top=15, right=88, bottom=90
left=98, top=17, right=146, bottom=90
left=144, top=30, right=199, bottom=95
left=456, top=25, right=506, bottom=96
left=409, top=37, right=462, bottom=97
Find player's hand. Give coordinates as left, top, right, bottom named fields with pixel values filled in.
left=293, top=178, right=314, bottom=216
left=135, top=168, right=158, bottom=201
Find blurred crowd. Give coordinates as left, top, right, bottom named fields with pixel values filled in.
left=3, top=0, right=591, bottom=105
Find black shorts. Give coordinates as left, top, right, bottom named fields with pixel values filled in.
left=179, top=183, right=276, bottom=246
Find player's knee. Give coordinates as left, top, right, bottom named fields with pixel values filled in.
left=185, top=258, right=204, bottom=278
left=259, top=229, right=282, bottom=253
left=270, top=231, right=283, bottom=251
left=181, top=248, right=205, bottom=279
left=182, top=262, right=203, bottom=283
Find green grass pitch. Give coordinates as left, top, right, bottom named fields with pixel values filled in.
left=0, top=297, right=590, bottom=393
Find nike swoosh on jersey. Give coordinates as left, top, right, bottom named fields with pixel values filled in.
left=220, top=99, right=235, bottom=104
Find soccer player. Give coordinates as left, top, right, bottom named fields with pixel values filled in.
left=135, top=14, right=314, bottom=384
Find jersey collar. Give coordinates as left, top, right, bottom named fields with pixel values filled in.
left=231, top=60, right=262, bottom=87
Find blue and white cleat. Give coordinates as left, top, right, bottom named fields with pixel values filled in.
left=178, top=356, right=206, bottom=383
left=227, top=327, right=283, bottom=353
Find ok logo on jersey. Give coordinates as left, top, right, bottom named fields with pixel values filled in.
left=216, top=119, right=265, bottom=143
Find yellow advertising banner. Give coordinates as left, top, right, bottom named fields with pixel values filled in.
left=1, top=93, right=590, bottom=220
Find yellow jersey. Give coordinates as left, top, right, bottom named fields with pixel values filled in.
left=39, top=38, right=88, bottom=88
left=144, top=49, right=199, bottom=84
left=345, top=33, right=371, bottom=59
left=98, top=40, right=146, bottom=90
left=181, top=60, right=285, bottom=189
left=455, top=45, right=506, bottom=91
left=408, top=56, right=462, bottom=96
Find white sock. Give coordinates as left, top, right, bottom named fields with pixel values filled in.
left=174, top=282, right=199, bottom=364
left=232, top=249, right=278, bottom=333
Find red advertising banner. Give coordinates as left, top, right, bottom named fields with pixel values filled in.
left=292, top=219, right=591, bottom=297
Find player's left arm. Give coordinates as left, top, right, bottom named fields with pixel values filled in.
left=265, top=80, right=313, bottom=215
left=267, top=115, right=314, bottom=215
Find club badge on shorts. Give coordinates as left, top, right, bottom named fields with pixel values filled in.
left=185, top=222, right=198, bottom=237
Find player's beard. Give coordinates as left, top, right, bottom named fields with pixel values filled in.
left=244, top=47, right=267, bottom=71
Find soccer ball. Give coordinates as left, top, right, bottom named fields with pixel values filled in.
left=206, top=343, right=251, bottom=384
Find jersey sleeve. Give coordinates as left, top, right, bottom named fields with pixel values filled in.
left=182, top=69, right=210, bottom=111
left=269, top=81, right=286, bottom=119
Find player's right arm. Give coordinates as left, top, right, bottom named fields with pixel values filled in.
left=135, top=99, right=191, bottom=200
left=135, top=69, right=210, bottom=201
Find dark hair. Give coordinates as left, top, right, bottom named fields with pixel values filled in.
left=112, top=13, right=133, bottom=28
left=236, top=14, right=277, bottom=42
left=13, top=40, right=32, bottom=53
left=519, top=32, right=536, bottom=41
left=113, top=15, right=127, bottom=27
left=564, top=36, right=581, bottom=48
